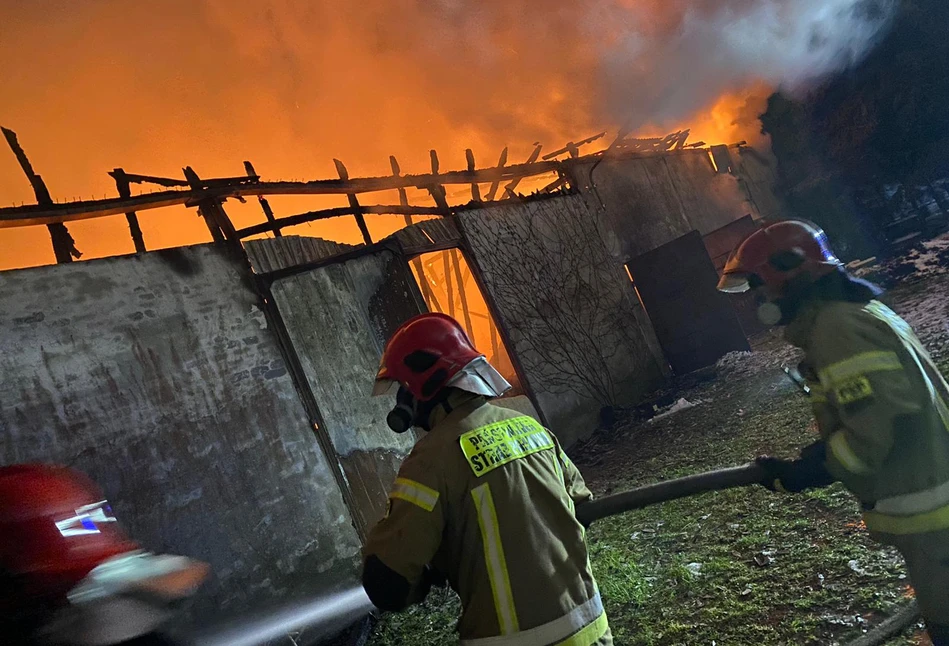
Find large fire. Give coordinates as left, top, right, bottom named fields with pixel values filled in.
left=0, top=1, right=891, bottom=271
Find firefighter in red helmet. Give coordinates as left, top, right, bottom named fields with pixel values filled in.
left=719, top=219, right=949, bottom=645
left=0, top=463, right=208, bottom=645
left=362, top=313, right=611, bottom=645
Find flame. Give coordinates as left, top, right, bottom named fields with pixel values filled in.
left=0, top=2, right=891, bottom=270
left=686, top=84, right=773, bottom=148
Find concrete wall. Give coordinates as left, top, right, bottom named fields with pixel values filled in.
left=270, top=248, right=425, bottom=536
left=568, top=149, right=755, bottom=261
left=731, top=146, right=788, bottom=222
left=460, top=194, right=666, bottom=445
left=0, top=244, right=362, bottom=630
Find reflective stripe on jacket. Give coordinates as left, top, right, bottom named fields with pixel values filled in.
left=789, top=299, right=949, bottom=536
left=363, top=394, right=609, bottom=644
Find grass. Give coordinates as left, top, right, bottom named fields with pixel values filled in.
left=573, top=366, right=920, bottom=646
left=364, top=276, right=947, bottom=645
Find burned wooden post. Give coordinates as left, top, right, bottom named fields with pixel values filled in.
left=489, top=313, right=501, bottom=363
left=465, top=149, right=482, bottom=203
left=389, top=156, right=412, bottom=226
left=243, top=161, right=282, bottom=237
left=541, top=132, right=606, bottom=161
left=443, top=251, right=456, bottom=318
left=2, top=126, right=80, bottom=263
left=110, top=168, right=146, bottom=253
left=427, top=150, right=451, bottom=213
left=427, top=150, right=456, bottom=316
left=539, top=172, right=568, bottom=195
left=503, top=143, right=543, bottom=199
left=334, top=159, right=372, bottom=246
left=183, top=166, right=238, bottom=243
left=450, top=249, right=474, bottom=337
left=389, top=154, right=440, bottom=310
left=485, top=147, right=509, bottom=202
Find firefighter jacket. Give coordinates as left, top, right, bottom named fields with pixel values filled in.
left=787, top=299, right=949, bottom=538
left=363, top=392, right=611, bottom=645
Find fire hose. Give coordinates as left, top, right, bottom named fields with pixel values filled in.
left=575, top=462, right=769, bottom=526
left=192, top=464, right=919, bottom=645
left=575, top=462, right=921, bottom=646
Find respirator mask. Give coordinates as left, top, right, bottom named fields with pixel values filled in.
left=386, top=386, right=418, bottom=434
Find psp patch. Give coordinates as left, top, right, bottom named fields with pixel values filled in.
left=834, top=375, right=874, bottom=406
left=459, top=416, right=554, bottom=476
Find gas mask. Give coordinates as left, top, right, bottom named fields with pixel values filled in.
left=750, top=270, right=807, bottom=327
left=756, top=301, right=783, bottom=326
left=386, top=386, right=417, bottom=434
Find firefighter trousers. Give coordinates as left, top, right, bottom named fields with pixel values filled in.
left=888, top=528, right=949, bottom=644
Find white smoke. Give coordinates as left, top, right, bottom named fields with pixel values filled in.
left=594, top=0, right=897, bottom=131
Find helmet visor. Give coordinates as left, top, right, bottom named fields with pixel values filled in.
left=717, top=272, right=752, bottom=293
left=446, top=357, right=512, bottom=398
left=372, top=378, right=400, bottom=397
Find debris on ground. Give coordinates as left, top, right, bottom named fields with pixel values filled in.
left=853, top=233, right=949, bottom=287
left=648, top=397, right=703, bottom=423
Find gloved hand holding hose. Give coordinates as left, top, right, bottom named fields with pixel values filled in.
left=756, top=440, right=836, bottom=493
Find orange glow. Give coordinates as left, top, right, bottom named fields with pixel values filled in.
left=0, top=3, right=772, bottom=271
left=410, top=249, right=521, bottom=394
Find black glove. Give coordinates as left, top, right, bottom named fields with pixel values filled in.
left=757, top=441, right=836, bottom=493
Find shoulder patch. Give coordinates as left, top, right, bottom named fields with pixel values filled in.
left=834, top=375, right=874, bottom=406
left=459, top=416, right=553, bottom=477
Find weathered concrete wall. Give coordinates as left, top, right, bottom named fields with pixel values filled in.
left=0, top=244, right=362, bottom=630
left=270, top=248, right=425, bottom=536
left=460, top=194, right=667, bottom=446
left=733, top=146, right=788, bottom=222
left=569, top=149, right=756, bottom=261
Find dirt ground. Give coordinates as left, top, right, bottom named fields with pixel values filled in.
left=364, top=235, right=949, bottom=646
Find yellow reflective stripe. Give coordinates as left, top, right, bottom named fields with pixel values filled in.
left=554, top=612, right=609, bottom=646
left=390, top=477, right=439, bottom=512
left=874, top=479, right=949, bottom=516
left=864, top=502, right=949, bottom=535
left=828, top=430, right=873, bottom=475
left=865, top=301, right=949, bottom=433
left=471, top=483, right=518, bottom=635
left=459, top=594, right=604, bottom=646
left=818, top=351, right=902, bottom=386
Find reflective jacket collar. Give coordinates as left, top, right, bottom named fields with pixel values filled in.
left=428, top=391, right=487, bottom=431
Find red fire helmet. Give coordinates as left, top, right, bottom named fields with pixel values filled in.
left=717, top=219, right=842, bottom=296
left=0, top=464, right=139, bottom=599
left=374, top=313, right=482, bottom=401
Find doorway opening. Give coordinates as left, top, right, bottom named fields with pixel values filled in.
left=408, top=248, right=523, bottom=396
